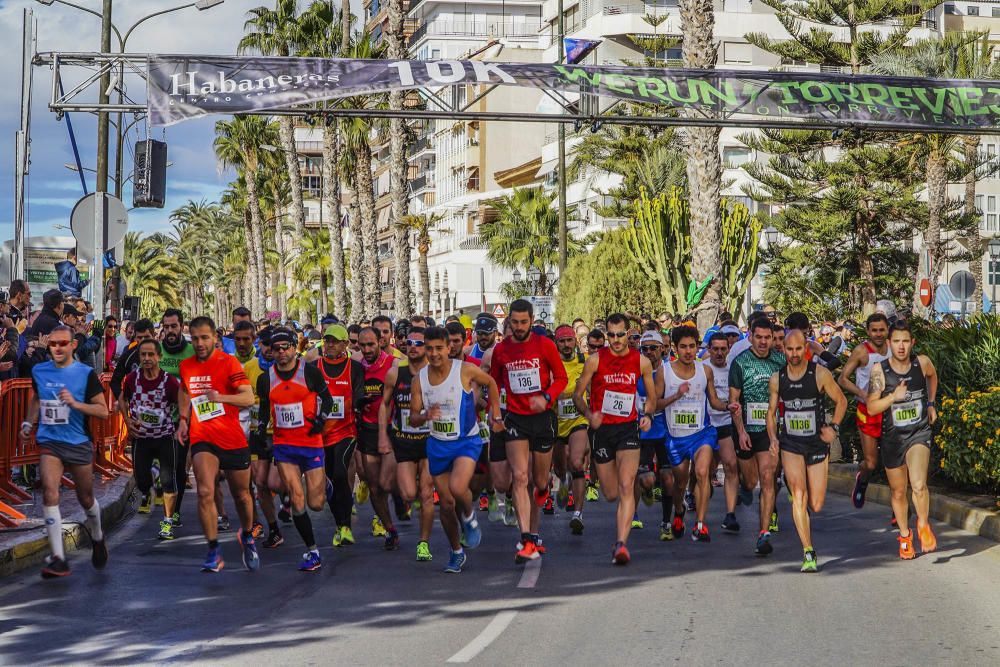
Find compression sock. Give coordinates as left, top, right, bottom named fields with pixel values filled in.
left=44, top=505, right=65, bottom=560
left=293, top=509, right=317, bottom=549
left=85, top=500, right=103, bottom=541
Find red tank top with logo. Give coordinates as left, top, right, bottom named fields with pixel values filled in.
left=269, top=362, right=321, bottom=448
left=361, top=352, right=393, bottom=426
left=318, top=357, right=356, bottom=444
left=589, top=347, right=641, bottom=425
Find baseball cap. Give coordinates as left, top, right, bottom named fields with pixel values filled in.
left=323, top=324, right=349, bottom=341
left=474, top=313, right=499, bottom=333
left=554, top=325, right=575, bottom=340
left=640, top=331, right=663, bottom=345
left=320, top=313, right=339, bottom=326
left=269, top=328, right=297, bottom=346
left=62, top=304, right=82, bottom=317
left=721, top=324, right=742, bottom=336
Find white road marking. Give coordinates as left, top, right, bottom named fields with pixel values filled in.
left=446, top=610, right=519, bottom=663
left=517, top=557, right=541, bottom=588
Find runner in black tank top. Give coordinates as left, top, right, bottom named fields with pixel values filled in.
left=865, top=321, right=940, bottom=560
left=766, top=330, right=847, bottom=572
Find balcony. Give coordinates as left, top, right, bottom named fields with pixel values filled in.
left=407, top=135, right=432, bottom=157
left=409, top=174, right=436, bottom=193
left=409, top=18, right=542, bottom=44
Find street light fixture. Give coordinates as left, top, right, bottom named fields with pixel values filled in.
left=512, top=268, right=522, bottom=283
left=765, top=226, right=780, bottom=246
left=989, top=238, right=1000, bottom=313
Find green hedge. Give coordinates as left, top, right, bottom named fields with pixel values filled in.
left=937, top=387, right=1000, bottom=493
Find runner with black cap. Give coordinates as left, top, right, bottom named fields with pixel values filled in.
left=467, top=313, right=499, bottom=360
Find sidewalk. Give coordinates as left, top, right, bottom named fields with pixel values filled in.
left=828, top=463, right=1000, bottom=542
left=0, top=474, right=136, bottom=577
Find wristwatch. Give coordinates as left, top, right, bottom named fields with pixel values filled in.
left=541, top=391, right=551, bottom=404
left=830, top=423, right=841, bottom=433
left=927, top=401, right=936, bottom=408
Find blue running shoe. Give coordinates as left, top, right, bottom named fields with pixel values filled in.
left=444, top=550, right=467, bottom=573
left=239, top=529, right=261, bottom=572
left=201, top=546, right=224, bottom=573
left=298, top=551, right=322, bottom=572
left=461, top=514, right=482, bottom=549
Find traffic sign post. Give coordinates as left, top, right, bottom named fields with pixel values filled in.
left=949, top=270, right=975, bottom=319
left=492, top=304, right=507, bottom=319
left=527, top=295, right=555, bottom=325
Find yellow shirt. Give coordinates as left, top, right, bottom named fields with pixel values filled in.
left=557, top=352, right=589, bottom=438
left=243, top=357, right=271, bottom=435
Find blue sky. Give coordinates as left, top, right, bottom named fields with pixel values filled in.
left=0, top=0, right=361, bottom=253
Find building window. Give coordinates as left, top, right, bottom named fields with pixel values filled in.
left=723, top=146, right=752, bottom=167
left=943, top=4, right=956, bottom=14
left=990, top=260, right=1000, bottom=286
left=994, top=7, right=1000, bottom=17
left=967, top=5, right=979, bottom=16
left=724, top=42, right=752, bottom=65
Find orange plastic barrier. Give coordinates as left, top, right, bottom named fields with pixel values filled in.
left=0, top=373, right=132, bottom=527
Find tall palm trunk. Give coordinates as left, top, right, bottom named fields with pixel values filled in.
left=324, top=120, right=348, bottom=317
left=278, top=116, right=307, bottom=322
left=680, top=0, right=722, bottom=331
left=341, top=0, right=350, bottom=52
left=921, top=150, right=948, bottom=317
left=241, top=210, right=259, bottom=318
left=349, top=197, right=364, bottom=319
left=274, top=204, right=288, bottom=317
left=418, top=238, right=430, bottom=314
left=965, top=136, right=985, bottom=313
left=320, top=272, right=329, bottom=315
left=354, top=143, right=379, bottom=318
left=245, top=169, right=267, bottom=318
left=387, top=0, right=412, bottom=318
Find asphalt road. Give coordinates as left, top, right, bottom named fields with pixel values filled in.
left=1, top=479, right=1000, bottom=666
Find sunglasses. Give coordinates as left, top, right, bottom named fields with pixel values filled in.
left=405, top=339, right=425, bottom=347
left=606, top=331, right=627, bottom=339
left=587, top=343, right=603, bottom=349
left=48, top=340, right=72, bottom=349
left=349, top=339, right=359, bottom=345
left=640, top=345, right=661, bottom=352
left=271, top=343, right=293, bottom=352
left=628, top=334, right=641, bottom=341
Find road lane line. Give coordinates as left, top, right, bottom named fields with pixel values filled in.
left=517, top=558, right=541, bottom=588
left=446, top=610, right=518, bottom=663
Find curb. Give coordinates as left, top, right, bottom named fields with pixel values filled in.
left=828, top=464, right=1000, bottom=543
left=0, top=475, right=137, bottom=578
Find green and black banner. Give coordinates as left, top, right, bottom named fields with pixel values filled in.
left=148, top=55, right=1000, bottom=131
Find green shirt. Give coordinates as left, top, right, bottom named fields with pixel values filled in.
left=729, top=348, right=786, bottom=433
left=161, top=341, right=195, bottom=380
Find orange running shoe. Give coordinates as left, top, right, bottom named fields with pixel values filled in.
left=612, top=541, right=630, bottom=565
left=898, top=532, right=916, bottom=560
left=515, top=540, right=540, bottom=564
left=918, top=523, right=937, bottom=554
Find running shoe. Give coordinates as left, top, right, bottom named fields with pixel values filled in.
left=138, top=495, right=151, bottom=514
left=684, top=491, right=696, bottom=512
left=488, top=495, right=503, bottom=522
left=298, top=551, right=322, bottom=572
left=852, top=471, right=869, bottom=509
left=515, top=540, right=540, bottom=563
left=641, top=486, right=655, bottom=507
left=239, top=529, right=260, bottom=572
left=503, top=503, right=518, bottom=527
left=171, top=512, right=183, bottom=528
left=671, top=514, right=685, bottom=539
left=570, top=512, right=584, bottom=535
left=898, top=532, right=916, bottom=560
left=631, top=515, right=644, bottom=530
left=412, top=498, right=422, bottom=511
left=738, top=486, right=753, bottom=507
left=251, top=521, right=264, bottom=540
left=264, top=531, right=284, bottom=548
left=433, top=490, right=440, bottom=505
left=612, top=541, right=630, bottom=565
left=355, top=480, right=370, bottom=505
left=158, top=519, right=175, bottom=541
left=41, top=555, right=71, bottom=579
left=399, top=502, right=412, bottom=522
left=556, top=484, right=570, bottom=509
left=278, top=502, right=292, bottom=523
left=918, top=523, right=937, bottom=553
left=586, top=485, right=599, bottom=502
left=801, top=548, right=818, bottom=573
left=91, top=539, right=109, bottom=569
left=154, top=493, right=164, bottom=507
left=754, top=531, right=773, bottom=556
left=652, top=486, right=662, bottom=502
left=416, top=540, right=433, bottom=562
left=769, top=511, right=779, bottom=533
left=543, top=496, right=555, bottom=515
left=534, top=537, right=546, bottom=555
left=691, top=523, right=710, bottom=543
left=351, top=504, right=357, bottom=516
left=332, top=526, right=354, bottom=547
left=721, top=513, right=740, bottom=533
left=384, top=528, right=400, bottom=551
left=371, top=516, right=387, bottom=538
left=217, top=515, right=231, bottom=532
left=533, top=486, right=551, bottom=508
left=659, top=521, right=673, bottom=541
left=461, top=515, right=482, bottom=549
left=201, top=546, right=224, bottom=573
left=444, top=550, right=467, bottom=573
left=479, top=493, right=489, bottom=512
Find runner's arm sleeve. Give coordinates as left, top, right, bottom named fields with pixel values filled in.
left=304, top=364, right=335, bottom=415
left=544, top=341, right=568, bottom=406
left=728, top=361, right=744, bottom=391
left=256, top=373, right=270, bottom=433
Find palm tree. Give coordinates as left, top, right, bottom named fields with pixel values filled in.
left=292, top=228, right=333, bottom=315
left=400, top=212, right=448, bottom=314
left=214, top=116, right=280, bottom=317
left=122, top=232, right=181, bottom=320
left=221, top=179, right=257, bottom=310
left=483, top=187, right=584, bottom=296
left=679, top=0, right=723, bottom=331
left=258, top=161, right=292, bottom=317
left=385, top=0, right=412, bottom=318
left=239, top=0, right=307, bottom=246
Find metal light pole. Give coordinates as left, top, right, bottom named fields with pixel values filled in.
left=556, top=0, right=567, bottom=274
left=13, top=8, right=35, bottom=282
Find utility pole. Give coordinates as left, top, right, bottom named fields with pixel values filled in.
left=13, top=8, right=35, bottom=282
left=556, top=0, right=567, bottom=273
left=93, top=0, right=113, bottom=373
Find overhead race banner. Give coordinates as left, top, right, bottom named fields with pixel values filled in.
left=147, top=55, right=1000, bottom=131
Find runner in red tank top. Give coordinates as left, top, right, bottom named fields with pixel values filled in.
left=573, top=313, right=658, bottom=565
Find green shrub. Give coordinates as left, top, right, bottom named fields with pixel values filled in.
left=936, top=387, right=1000, bottom=493
left=911, top=315, right=1000, bottom=398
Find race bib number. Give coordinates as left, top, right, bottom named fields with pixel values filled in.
left=400, top=408, right=430, bottom=435
left=192, top=394, right=225, bottom=422
left=431, top=419, right=457, bottom=437
left=330, top=396, right=346, bottom=420
left=137, top=406, right=165, bottom=427
left=40, top=399, right=70, bottom=426
left=746, top=402, right=768, bottom=427
left=274, top=402, right=305, bottom=429
left=784, top=410, right=816, bottom=437
left=508, top=368, right=541, bottom=395
left=601, top=390, right=635, bottom=417
left=892, top=400, right=922, bottom=427
left=671, top=407, right=702, bottom=432
left=558, top=398, right=578, bottom=419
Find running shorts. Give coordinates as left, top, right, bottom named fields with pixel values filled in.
left=639, top=438, right=669, bottom=475
left=489, top=430, right=508, bottom=463
left=191, top=441, right=250, bottom=471
left=736, top=430, right=772, bottom=461
left=427, top=435, right=483, bottom=476
left=503, top=411, right=557, bottom=453
left=856, top=402, right=883, bottom=439
left=666, top=426, right=718, bottom=467
left=881, top=430, right=932, bottom=469
left=391, top=433, right=427, bottom=463
left=591, top=422, right=641, bottom=465
left=38, top=441, right=93, bottom=467
left=779, top=438, right=830, bottom=465
left=273, top=444, right=325, bottom=472
left=358, top=425, right=381, bottom=457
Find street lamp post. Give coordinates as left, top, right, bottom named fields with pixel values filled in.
left=988, top=239, right=1000, bottom=313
